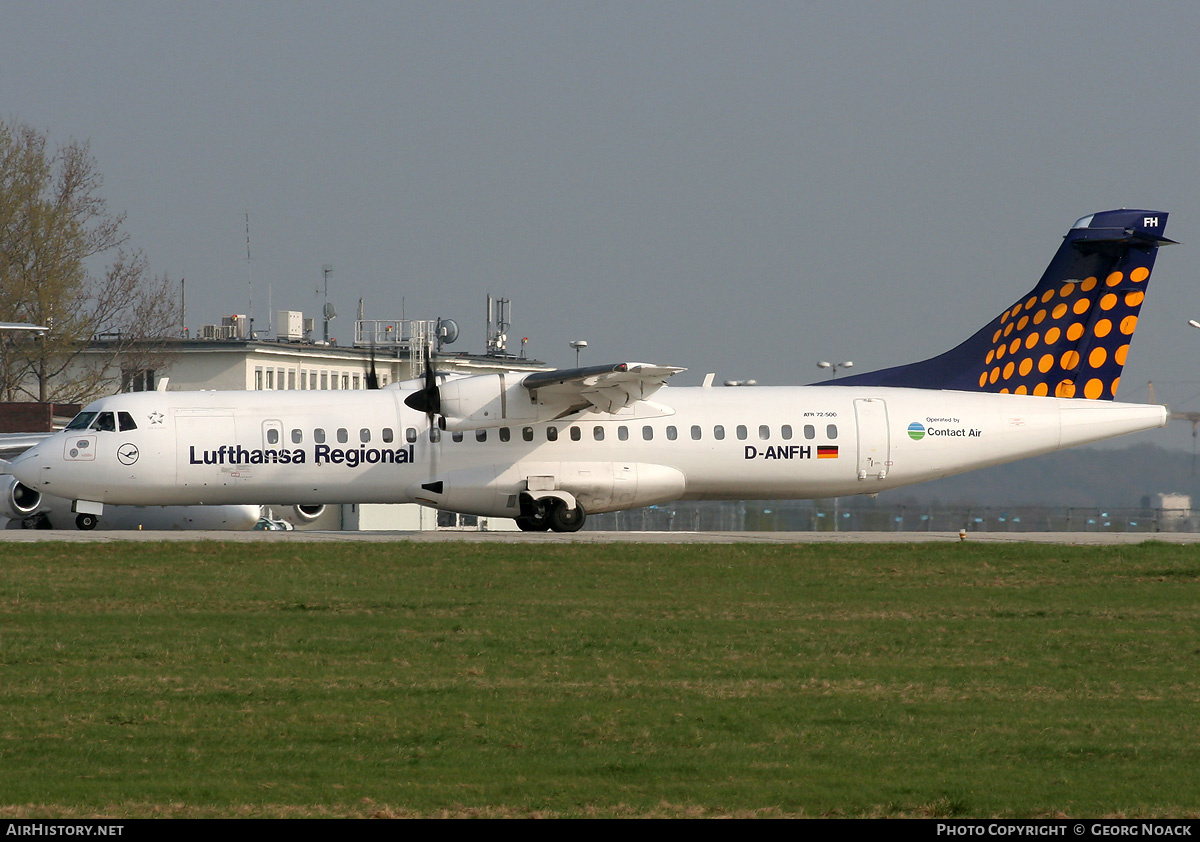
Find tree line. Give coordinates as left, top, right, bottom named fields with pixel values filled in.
left=0, top=119, right=178, bottom=403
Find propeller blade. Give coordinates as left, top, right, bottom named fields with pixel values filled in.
left=403, top=345, right=441, bottom=416
left=365, top=339, right=380, bottom=390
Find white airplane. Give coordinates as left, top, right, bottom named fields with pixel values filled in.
left=4, top=209, right=1176, bottom=532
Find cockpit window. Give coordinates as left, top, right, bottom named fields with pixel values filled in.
left=65, top=412, right=97, bottom=430
left=93, top=412, right=116, bottom=432
left=118, top=412, right=137, bottom=431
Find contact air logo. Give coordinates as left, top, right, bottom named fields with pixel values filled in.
left=908, top=422, right=926, bottom=441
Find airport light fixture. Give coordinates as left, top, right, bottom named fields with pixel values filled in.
left=817, top=360, right=853, bottom=379
left=570, top=339, right=588, bottom=367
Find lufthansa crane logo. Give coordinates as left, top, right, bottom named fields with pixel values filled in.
left=117, top=443, right=140, bottom=465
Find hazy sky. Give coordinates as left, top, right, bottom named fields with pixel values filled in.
left=4, top=1, right=1200, bottom=445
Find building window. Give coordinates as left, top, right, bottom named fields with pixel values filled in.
left=255, top=368, right=264, bottom=390
left=121, top=369, right=155, bottom=392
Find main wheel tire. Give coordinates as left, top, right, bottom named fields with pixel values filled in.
left=76, top=513, right=98, bottom=530
left=548, top=501, right=585, bottom=533
left=515, top=515, right=551, bottom=532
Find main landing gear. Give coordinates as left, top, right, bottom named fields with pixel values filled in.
left=515, top=497, right=586, bottom=533
left=75, top=513, right=98, bottom=530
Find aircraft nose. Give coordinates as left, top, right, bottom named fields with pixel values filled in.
left=8, top=444, right=45, bottom=489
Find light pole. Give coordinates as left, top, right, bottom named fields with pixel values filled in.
left=817, top=360, right=854, bottom=379
left=570, top=339, right=588, bottom=367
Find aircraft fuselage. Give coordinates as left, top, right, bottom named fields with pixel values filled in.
left=8, top=384, right=1167, bottom=521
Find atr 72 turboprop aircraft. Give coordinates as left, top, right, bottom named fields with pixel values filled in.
left=4, top=209, right=1176, bottom=531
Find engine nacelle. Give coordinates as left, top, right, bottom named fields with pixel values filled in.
left=438, top=373, right=538, bottom=432
left=1, top=475, right=42, bottom=520
left=292, top=504, right=326, bottom=522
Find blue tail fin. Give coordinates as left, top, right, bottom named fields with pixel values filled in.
left=831, top=209, right=1174, bottom=399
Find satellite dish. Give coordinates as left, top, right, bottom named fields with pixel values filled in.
left=323, top=303, right=337, bottom=321
left=437, top=317, right=459, bottom=346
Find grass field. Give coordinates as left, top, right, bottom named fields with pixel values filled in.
left=1, top=540, right=1198, bottom=818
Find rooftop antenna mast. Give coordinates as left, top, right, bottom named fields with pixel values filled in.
left=322, top=264, right=335, bottom=344
left=245, top=212, right=254, bottom=338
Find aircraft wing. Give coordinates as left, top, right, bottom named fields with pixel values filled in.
left=522, top=363, right=686, bottom=415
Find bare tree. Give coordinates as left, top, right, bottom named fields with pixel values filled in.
left=0, top=120, right=179, bottom=403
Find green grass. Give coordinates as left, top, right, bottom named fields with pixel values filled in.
left=1, top=540, right=1199, bottom=817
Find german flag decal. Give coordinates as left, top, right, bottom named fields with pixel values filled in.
left=817, top=445, right=839, bottom=459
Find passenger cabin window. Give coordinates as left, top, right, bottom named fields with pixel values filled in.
left=337, top=428, right=348, bottom=443
left=642, top=426, right=654, bottom=441
left=382, top=428, right=393, bottom=443
left=118, top=412, right=137, bottom=431
left=266, top=428, right=280, bottom=445
left=570, top=426, right=581, bottom=441
left=452, top=431, right=464, bottom=443
left=781, top=425, right=792, bottom=440
left=804, top=424, right=815, bottom=440
left=499, top=427, right=511, bottom=442
left=666, top=426, right=678, bottom=441
left=291, top=429, right=303, bottom=444
left=714, top=425, right=725, bottom=440
left=618, top=426, right=629, bottom=441
left=522, top=427, right=533, bottom=442
left=593, top=426, right=604, bottom=441
left=547, top=426, right=558, bottom=442
left=429, top=427, right=441, bottom=442
left=476, top=429, right=488, bottom=442
left=405, top=427, right=417, bottom=443
left=758, top=425, right=770, bottom=440
left=736, top=425, right=748, bottom=441
left=691, top=425, right=702, bottom=440
left=827, top=424, right=838, bottom=439
left=315, top=428, right=326, bottom=444
left=360, top=428, right=371, bottom=443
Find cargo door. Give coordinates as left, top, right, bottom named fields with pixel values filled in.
left=854, top=398, right=890, bottom=480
